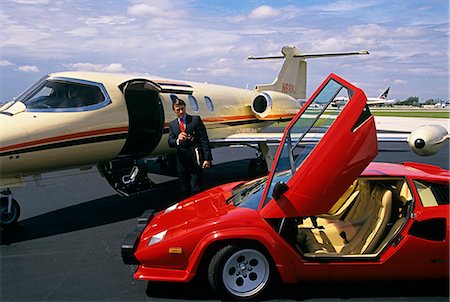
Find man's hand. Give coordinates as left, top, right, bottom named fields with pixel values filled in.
left=178, top=132, right=187, bottom=141
left=202, top=160, right=211, bottom=169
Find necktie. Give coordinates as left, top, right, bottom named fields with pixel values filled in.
left=179, top=119, right=185, bottom=132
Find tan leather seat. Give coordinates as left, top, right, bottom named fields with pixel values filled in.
left=340, top=186, right=392, bottom=254
left=298, top=185, right=393, bottom=255
left=302, top=180, right=372, bottom=231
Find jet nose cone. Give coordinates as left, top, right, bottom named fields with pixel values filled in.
left=414, top=138, right=425, bottom=149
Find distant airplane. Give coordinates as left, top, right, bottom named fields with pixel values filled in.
left=333, top=87, right=396, bottom=107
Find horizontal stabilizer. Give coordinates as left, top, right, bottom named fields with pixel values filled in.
left=248, top=50, right=369, bottom=60
left=251, top=46, right=369, bottom=99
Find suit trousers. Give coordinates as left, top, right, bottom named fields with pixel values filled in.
left=176, top=152, right=203, bottom=196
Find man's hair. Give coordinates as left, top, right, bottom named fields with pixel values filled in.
left=172, top=98, right=186, bottom=110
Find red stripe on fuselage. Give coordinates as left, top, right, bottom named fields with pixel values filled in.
left=163, top=113, right=295, bottom=126
left=0, top=126, right=129, bottom=153
left=1, top=113, right=295, bottom=153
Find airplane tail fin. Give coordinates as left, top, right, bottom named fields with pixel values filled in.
left=378, top=87, right=390, bottom=100
left=249, top=46, right=369, bottom=99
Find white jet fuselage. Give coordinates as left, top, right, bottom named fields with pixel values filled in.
left=0, top=71, right=299, bottom=186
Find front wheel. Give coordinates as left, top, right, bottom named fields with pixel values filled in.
left=0, top=197, right=20, bottom=227
left=208, top=245, right=272, bottom=300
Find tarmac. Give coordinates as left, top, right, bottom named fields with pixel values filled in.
left=374, top=116, right=449, bottom=132
left=1, top=118, right=449, bottom=301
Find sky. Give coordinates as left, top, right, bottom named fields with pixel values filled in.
left=0, top=0, right=448, bottom=103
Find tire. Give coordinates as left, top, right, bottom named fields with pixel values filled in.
left=0, top=197, right=20, bottom=227
left=208, top=245, right=272, bottom=300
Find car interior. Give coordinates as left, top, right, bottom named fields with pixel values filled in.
left=278, top=177, right=413, bottom=258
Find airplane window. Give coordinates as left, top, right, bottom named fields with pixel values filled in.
left=21, top=79, right=107, bottom=112
left=188, top=95, right=199, bottom=112
left=204, top=96, right=214, bottom=112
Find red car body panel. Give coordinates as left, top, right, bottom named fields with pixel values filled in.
left=260, top=74, right=378, bottom=218
left=132, top=161, right=449, bottom=283
left=125, top=74, right=449, bottom=289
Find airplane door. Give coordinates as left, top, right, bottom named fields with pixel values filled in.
left=119, top=80, right=164, bottom=158
left=98, top=80, right=165, bottom=196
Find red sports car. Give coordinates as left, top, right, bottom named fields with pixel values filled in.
left=122, top=74, right=449, bottom=300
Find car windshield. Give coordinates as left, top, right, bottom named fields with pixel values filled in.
left=261, top=79, right=354, bottom=207
left=16, top=76, right=109, bottom=112
left=227, top=177, right=268, bottom=210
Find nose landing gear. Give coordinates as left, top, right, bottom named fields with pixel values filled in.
left=1, top=189, right=20, bottom=228
left=248, top=142, right=273, bottom=178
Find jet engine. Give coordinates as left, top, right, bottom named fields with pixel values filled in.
left=251, top=91, right=299, bottom=120
left=407, top=124, right=449, bottom=156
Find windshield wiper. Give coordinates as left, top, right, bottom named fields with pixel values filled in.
left=225, top=179, right=266, bottom=205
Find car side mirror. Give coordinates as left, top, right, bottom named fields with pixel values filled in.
left=272, top=181, right=289, bottom=200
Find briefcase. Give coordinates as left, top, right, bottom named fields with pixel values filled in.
left=193, top=147, right=203, bottom=167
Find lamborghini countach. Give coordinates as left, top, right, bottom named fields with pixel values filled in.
left=122, top=73, right=449, bottom=300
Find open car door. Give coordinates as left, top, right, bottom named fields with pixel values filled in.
left=259, top=73, right=378, bottom=218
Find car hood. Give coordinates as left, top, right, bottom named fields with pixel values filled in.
left=139, top=181, right=242, bottom=241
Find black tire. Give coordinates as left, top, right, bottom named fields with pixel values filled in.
left=0, top=197, right=20, bottom=227
left=208, top=245, right=272, bottom=300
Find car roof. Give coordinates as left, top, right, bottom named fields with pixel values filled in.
left=363, top=162, right=449, bottom=180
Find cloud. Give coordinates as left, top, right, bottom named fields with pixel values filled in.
left=127, top=3, right=184, bottom=18
left=0, top=1, right=447, bottom=101
left=17, top=65, right=39, bottom=72
left=66, top=63, right=126, bottom=73
left=10, top=0, right=49, bottom=4
left=82, top=15, right=134, bottom=26
left=315, top=0, right=377, bottom=12
left=394, top=79, right=408, bottom=85
left=248, top=5, right=281, bottom=19
left=0, top=60, right=15, bottom=67
left=350, top=23, right=425, bottom=39
left=127, top=4, right=159, bottom=16
left=66, top=27, right=98, bottom=37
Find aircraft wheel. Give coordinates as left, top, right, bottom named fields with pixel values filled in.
left=0, top=197, right=20, bottom=227
left=208, top=245, right=272, bottom=300
left=248, top=158, right=268, bottom=178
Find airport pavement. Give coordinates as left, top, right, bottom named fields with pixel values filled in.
left=1, top=141, right=449, bottom=301
left=374, top=116, right=449, bottom=132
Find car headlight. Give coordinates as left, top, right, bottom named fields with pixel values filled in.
left=148, top=230, right=167, bottom=246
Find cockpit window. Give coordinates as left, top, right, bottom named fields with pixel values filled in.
left=18, top=77, right=110, bottom=112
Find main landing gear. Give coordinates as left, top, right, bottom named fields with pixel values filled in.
left=248, top=142, right=273, bottom=178
left=99, top=159, right=156, bottom=197
left=0, top=189, right=20, bottom=228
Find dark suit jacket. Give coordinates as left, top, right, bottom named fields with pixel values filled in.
left=168, top=114, right=212, bottom=166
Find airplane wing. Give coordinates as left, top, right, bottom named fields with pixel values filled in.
left=212, top=115, right=450, bottom=146
left=210, top=131, right=409, bottom=147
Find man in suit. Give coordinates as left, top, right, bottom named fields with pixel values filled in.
left=168, top=98, right=212, bottom=196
